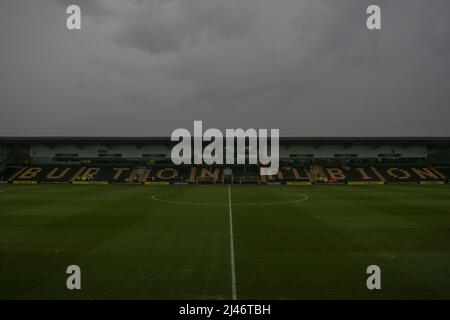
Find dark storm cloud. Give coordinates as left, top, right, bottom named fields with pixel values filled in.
left=0, top=0, right=449, bottom=136
left=55, top=0, right=109, bottom=17
left=114, top=0, right=256, bottom=55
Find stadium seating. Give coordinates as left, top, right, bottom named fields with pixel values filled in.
left=433, top=166, right=450, bottom=181
left=322, top=166, right=383, bottom=183
left=375, top=166, right=446, bottom=183
left=0, top=164, right=448, bottom=184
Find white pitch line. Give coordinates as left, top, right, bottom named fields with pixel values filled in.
left=228, top=185, right=237, bottom=300
left=151, top=192, right=309, bottom=207
left=381, top=251, right=396, bottom=258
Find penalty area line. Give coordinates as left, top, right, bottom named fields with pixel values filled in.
left=228, top=185, right=237, bottom=300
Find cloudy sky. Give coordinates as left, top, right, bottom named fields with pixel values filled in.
left=0, top=0, right=449, bottom=137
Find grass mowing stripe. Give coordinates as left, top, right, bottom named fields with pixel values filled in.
left=228, top=185, right=237, bottom=300
left=2, top=184, right=450, bottom=299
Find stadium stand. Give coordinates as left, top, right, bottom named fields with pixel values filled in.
left=434, top=166, right=450, bottom=180
left=375, top=166, right=446, bottom=184
left=1, top=164, right=448, bottom=184
left=0, top=137, right=449, bottom=185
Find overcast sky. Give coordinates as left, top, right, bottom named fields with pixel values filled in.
left=0, top=0, right=449, bottom=137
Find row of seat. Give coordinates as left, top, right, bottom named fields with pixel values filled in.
left=1, top=164, right=448, bottom=184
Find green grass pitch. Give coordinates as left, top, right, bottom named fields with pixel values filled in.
left=1, top=184, right=450, bottom=299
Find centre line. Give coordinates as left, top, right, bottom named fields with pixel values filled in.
left=228, top=184, right=237, bottom=300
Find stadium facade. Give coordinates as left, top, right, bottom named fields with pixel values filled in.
left=1, top=137, right=450, bottom=185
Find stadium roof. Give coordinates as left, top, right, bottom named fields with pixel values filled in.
left=1, top=137, right=450, bottom=147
